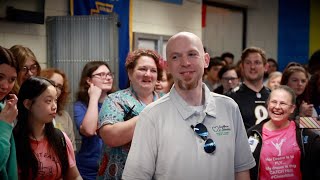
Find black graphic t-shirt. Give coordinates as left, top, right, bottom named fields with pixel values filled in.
left=226, top=83, right=271, bottom=130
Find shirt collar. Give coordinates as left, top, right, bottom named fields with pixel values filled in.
left=170, top=83, right=216, bottom=120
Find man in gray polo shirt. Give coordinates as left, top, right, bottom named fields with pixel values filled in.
left=123, top=32, right=255, bottom=180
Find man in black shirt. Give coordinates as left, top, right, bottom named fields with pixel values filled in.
left=226, top=47, right=270, bottom=130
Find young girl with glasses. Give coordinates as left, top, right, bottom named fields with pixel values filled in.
left=74, top=61, right=114, bottom=180
left=13, top=77, right=82, bottom=179
left=10, top=45, right=41, bottom=94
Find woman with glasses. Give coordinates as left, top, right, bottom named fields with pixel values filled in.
left=247, top=85, right=320, bottom=180
left=281, top=66, right=317, bottom=118
left=74, top=61, right=114, bottom=180
left=40, top=68, right=76, bottom=151
left=10, top=45, right=41, bottom=91
left=97, top=49, right=163, bottom=180
left=214, top=65, right=241, bottom=94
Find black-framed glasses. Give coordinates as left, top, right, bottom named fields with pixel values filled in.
left=222, top=77, right=238, bottom=82
left=54, top=84, right=63, bottom=92
left=191, top=123, right=216, bottom=153
left=92, top=72, right=114, bottom=79
left=21, top=64, right=38, bottom=75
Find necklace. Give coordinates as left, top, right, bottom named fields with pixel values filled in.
left=130, top=87, right=157, bottom=107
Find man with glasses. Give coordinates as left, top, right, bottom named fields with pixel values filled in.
left=226, top=47, right=270, bottom=130
left=123, top=32, right=255, bottom=180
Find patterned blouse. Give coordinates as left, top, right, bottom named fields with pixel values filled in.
left=97, top=87, right=163, bottom=180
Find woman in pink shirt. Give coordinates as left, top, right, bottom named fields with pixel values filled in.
left=247, top=85, right=320, bottom=180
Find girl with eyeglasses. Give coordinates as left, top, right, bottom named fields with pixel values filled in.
left=247, top=85, right=320, bottom=180
left=10, top=45, right=41, bottom=94
left=0, top=46, right=19, bottom=180
left=40, top=68, right=77, bottom=151
left=13, top=77, right=82, bottom=179
left=74, top=61, right=115, bottom=180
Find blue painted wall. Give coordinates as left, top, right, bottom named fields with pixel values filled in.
left=278, top=0, right=310, bottom=70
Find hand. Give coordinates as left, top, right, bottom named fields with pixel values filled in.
left=88, top=83, right=102, bottom=100
left=0, top=94, right=18, bottom=124
left=299, top=101, right=314, bottom=117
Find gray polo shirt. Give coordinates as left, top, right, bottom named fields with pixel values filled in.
left=123, top=84, right=255, bottom=180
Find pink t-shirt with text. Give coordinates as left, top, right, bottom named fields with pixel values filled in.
left=259, top=121, right=301, bottom=180
left=25, top=132, right=76, bottom=180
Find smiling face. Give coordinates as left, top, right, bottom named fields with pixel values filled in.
left=220, top=69, right=240, bottom=92
left=128, top=56, right=158, bottom=93
left=0, top=64, right=17, bottom=100
left=88, top=65, right=113, bottom=93
left=166, top=33, right=209, bottom=91
left=28, top=85, right=57, bottom=124
left=242, top=52, right=267, bottom=83
left=286, top=71, right=308, bottom=96
left=267, top=89, right=295, bottom=123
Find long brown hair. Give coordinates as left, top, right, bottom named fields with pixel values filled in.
left=281, top=66, right=310, bottom=105
left=76, top=61, right=115, bottom=106
left=10, top=45, right=41, bottom=93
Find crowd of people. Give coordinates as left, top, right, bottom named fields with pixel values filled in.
left=1, top=31, right=320, bottom=180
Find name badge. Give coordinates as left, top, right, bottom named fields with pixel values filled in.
left=248, top=136, right=259, bottom=152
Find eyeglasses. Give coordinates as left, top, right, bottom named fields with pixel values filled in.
left=54, top=84, right=63, bottom=92
left=21, top=64, right=39, bottom=75
left=269, top=100, right=292, bottom=108
left=191, top=123, right=216, bottom=153
left=222, top=77, right=238, bottom=81
left=92, top=72, right=114, bottom=79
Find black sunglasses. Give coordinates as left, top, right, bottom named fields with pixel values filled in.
left=191, top=123, right=216, bottom=154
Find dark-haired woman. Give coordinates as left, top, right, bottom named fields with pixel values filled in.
left=13, top=77, right=81, bottom=179
left=0, top=46, right=19, bottom=180
left=74, top=61, right=114, bottom=180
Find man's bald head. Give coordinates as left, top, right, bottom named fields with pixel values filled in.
left=166, top=32, right=205, bottom=60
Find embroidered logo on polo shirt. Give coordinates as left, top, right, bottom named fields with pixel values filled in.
left=212, top=125, right=231, bottom=136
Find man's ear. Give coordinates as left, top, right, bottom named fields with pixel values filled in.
left=23, top=99, right=32, bottom=110
left=204, top=53, right=210, bottom=68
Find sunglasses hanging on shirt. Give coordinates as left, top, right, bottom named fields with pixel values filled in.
left=191, top=123, right=216, bottom=154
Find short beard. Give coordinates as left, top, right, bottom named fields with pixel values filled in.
left=177, top=79, right=199, bottom=90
